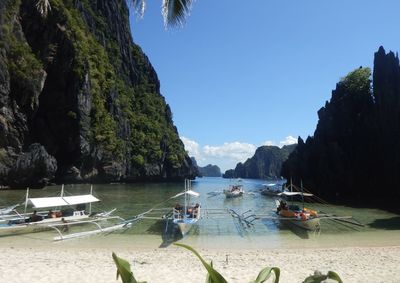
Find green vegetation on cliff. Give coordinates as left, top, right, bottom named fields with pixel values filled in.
left=0, top=0, right=195, bottom=186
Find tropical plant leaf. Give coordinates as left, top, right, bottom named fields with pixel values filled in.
left=112, top=252, right=146, bottom=283
left=205, top=261, right=213, bottom=283
left=35, top=0, right=51, bottom=17
left=250, top=266, right=280, bottom=283
left=131, top=0, right=146, bottom=18
left=174, top=243, right=228, bottom=283
left=302, top=270, right=343, bottom=283
left=327, top=271, right=343, bottom=283
left=161, top=0, right=194, bottom=27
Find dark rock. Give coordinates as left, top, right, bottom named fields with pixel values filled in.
left=8, top=143, right=57, bottom=188
left=282, top=48, right=400, bottom=207
left=198, top=164, right=222, bottom=177
left=0, top=0, right=197, bottom=187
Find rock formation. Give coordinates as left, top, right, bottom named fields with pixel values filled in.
left=282, top=47, right=400, bottom=206
left=0, top=0, right=196, bottom=187
left=223, top=144, right=296, bottom=179
left=198, top=164, right=221, bottom=177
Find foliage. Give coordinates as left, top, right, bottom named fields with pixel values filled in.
left=131, top=0, right=194, bottom=28
left=340, top=67, right=371, bottom=94
left=112, top=244, right=344, bottom=283
left=303, top=270, right=343, bottom=283
left=174, top=243, right=228, bottom=283
left=112, top=252, right=146, bottom=283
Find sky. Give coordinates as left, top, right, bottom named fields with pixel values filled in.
left=129, top=0, right=400, bottom=172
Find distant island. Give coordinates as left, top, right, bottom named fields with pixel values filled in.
left=198, top=164, right=222, bottom=177
left=190, top=158, right=221, bottom=177
left=223, top=144, right=296, bottom=179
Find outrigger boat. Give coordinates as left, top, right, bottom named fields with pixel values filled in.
left=0, top=185, right=123, bottom=238
left=275, top=192, right=320, bottom=231
left=261, top=183, right=284, bottom=196
left=172, top=179, right=201, bottom=236
left=224, top=184, right=244, bottom=198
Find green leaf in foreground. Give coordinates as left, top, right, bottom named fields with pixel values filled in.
left=174, top=243, right=228, bottom=283
left=303, top=270, right=343, bottom=283
left=250, top=266, right=280, bottom=283
left=112, top=252, right=146, bottom=283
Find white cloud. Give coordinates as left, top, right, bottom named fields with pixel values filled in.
left=262, top=136, right=298, bottom=148
left=181, top=136, right=203, bottom=161
left=279, top=135, right=297, bottom=147
left=181, top=136, right=297, bottom=172
left=203, top=142, right=256, bottom=161
left=263, top=140, right=275, bottom=146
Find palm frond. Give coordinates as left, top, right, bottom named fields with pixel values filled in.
left=162, top=0, right=194, bottom=28
left=131, top=0, right=146, bottom=19
left=36, top=0, right=51, bottom=17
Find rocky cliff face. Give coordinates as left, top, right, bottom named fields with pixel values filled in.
left=282, top=47, right=400, bottom=206
left=223, top=144, right=296, bottom=179
left=0, top=0, right=196, bottom=187
left=198, top=164, right=221, bottom=177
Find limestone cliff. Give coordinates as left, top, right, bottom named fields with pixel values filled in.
left=223, top=145, right=296, bottom=179
left=0, top=0, right=196, bottom=187
left=282, top=47, right=400, bottom=207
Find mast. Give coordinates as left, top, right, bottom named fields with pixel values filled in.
left=184, top=179, right=187, bottom=220
left=24, top=187, right=29, bottom=214
left=300, top=179, right=304, bottom=209
left=61, top=184, right=64, bottom=197
left=89, top=184, right=93, bottom=214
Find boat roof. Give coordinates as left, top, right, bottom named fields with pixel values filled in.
left=172, top=190, right=200, bottom=198
left=28, top=194, right=100, bottom=208
left=278, top=191, right=314, bottom=197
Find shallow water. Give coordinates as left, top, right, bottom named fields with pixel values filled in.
left=0, top=177, right=399, bottom=249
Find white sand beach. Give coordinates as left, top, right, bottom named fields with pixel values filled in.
left=0, top=244, right=399, bottom=283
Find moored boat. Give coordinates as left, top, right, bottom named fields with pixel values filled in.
left=275, top=192, right=320, bottom=231
left=0, top=186, right=112, bottom=237
left=223, top=184, right=244, bottom=198
left=172, top=179, right=201, bottom=236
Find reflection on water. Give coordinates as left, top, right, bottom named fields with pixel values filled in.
left=0, top=177, right=399, bottom=249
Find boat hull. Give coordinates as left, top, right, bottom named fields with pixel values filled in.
left=173, top=218, right=198, bottom=236
left=286, top=217, right=320, bottom=231
left=223, top=190, right=244, bottom=198
left=0, top=214, right=90, bottom=237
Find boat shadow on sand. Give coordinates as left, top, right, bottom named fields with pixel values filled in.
left=263, top=219, right=313, bottom=239
left=368, top=216, right=400, bottom=230
left=146, top=220, right=183, bottom=248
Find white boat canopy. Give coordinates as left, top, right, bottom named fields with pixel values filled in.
left=63, top=195, right=100, bottom=205
left=28, top=195, right=100, bottom=208
left=28, top=197, right=68, bottom=208
left=278, top=192, right=314, bottom=197
left=172, top=190, right=200, bottom=198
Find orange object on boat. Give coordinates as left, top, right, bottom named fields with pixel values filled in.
left=303, top=207, right=318, bottom=217
left=280, top=210, right=297, bottom=217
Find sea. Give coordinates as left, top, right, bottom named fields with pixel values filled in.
left=0, top=177, right=399, bottom=249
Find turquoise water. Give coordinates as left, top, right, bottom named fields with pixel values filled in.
left=0, top=177, right=399, bottom=249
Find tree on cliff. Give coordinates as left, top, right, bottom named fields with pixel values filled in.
left=282, top=48, right=400, bottom=207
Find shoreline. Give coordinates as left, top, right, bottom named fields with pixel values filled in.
left=0, top=244, right=399, bottom=282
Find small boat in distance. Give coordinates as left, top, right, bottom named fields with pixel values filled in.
left=224, top=183, right=244, bottom=198
left=261, top=183, right=283, bottom=196
left=172, top=180, right=201, bottom=236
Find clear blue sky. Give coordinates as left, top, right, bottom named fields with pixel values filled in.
left=129, top=0, right=400, bottom=171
